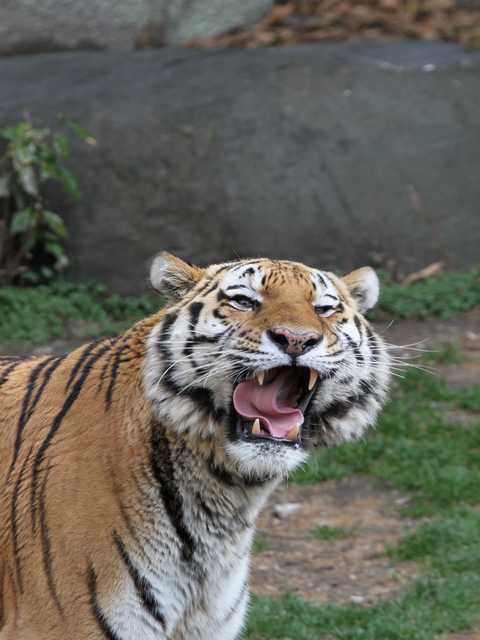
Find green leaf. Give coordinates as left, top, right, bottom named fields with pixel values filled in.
left=65, top=119, right=91, bottom=141
left=10, top=208, right=37, bottom=234
left=43, top=211, right=68, bottom=238
left=57, top=166, right=79, bottom=199
left=17, top=166, right=39, bottom=197
left=53, top=134, right=69, bottom=157
left=45, top=241, right=64, bottom=258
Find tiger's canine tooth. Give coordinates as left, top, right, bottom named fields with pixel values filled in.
left=252, top=418, right=262, bottom=435
left=308, top=368, right=319, bottom=391
left=255, top=371, right=265, bottom=386
left=286, top=424, right=300, bottom=441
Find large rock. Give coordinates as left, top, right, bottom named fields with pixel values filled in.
left=0, top=0, right=272, bottom=55
left=1, top=42, right=480, bottom=293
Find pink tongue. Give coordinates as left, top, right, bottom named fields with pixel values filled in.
left=233, top=372, right=304, bottom=439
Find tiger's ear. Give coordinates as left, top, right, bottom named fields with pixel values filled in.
left=150, top=252, right=204, bottom=301
left=342, top=267, right=380, bottom=313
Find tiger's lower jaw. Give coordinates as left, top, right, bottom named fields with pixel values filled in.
left=225, top=406, right=317, bottom=479
left=232, top=412, right=314, bottom=450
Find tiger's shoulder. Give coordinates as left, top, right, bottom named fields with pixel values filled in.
left=0, top=312, right=163, bottom=483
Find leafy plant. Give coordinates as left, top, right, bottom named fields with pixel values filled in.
left=0, top=117, right=87, bottom=284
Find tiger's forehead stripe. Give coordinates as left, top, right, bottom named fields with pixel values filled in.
left=218, top=260, right=326, bottom=297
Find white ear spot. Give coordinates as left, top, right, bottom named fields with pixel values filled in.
left=150, top=254, right=170, bottom=292
left=342, top=267, right=379, bottom=313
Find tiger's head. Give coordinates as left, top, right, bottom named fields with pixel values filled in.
left=145, top=254, right=391, bottom=481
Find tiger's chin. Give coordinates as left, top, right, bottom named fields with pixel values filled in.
left=224, top=365, right=322, bottom=480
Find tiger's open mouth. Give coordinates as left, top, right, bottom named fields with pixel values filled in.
left=232, top=366, right=321, bottom=446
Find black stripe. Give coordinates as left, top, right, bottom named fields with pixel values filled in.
left=206, top=454, right=240, bottom=487
left=8, top=357, right=54, bottom=478
left=11, top=355, right=68, bottom=478
left=105, top=342, right=127, bottom=411
left=229, top=260, right=263, bottom=274
left=200, top=281, right=219, bottom=297
left=345, top=334, right=364, bottom=364
left=66, top=340, right=101, bottom=390
left=183, top=302, right=204, bottom=357
left=192, top=333, right=223, bottom=344
left=359, top=379, right=374, bottom=395
left=150, top=421, right=195, bottom=562
left=112, top=531, right=166, bottom=630
left=187, top=388, right=225, bottom=423
left=39, top=467, right=64, bottom=616
left=213, top=308, right=227, bottom=321
left=322, top=399, right=352, bottom=420
left=30, top=343, right=112, bottom=531
left=322, top=387, right=373, bottom=421
left=316, top=272, right=327, bottom=288
left=113, top=491, right=146, bottom=558
left=206, top=452, right=271, bottom=489
left=365, top=325, right=380, bottom=363
left=241, top=267, right=255, bottom=277
left=327, top=333, right=339, bottom=350
left=97, top=338, right=120, bottom=393
left=354, top=315, right=364, bottom=346
left=28, top=355, right=67, bottom=420
left=10, top=447, right=33, bottom=593
left=192, top=278, right=215, bottom=298
left=87, top=564, right=123, bottom=640
left=222, top=582, right=248, bottom=626
left=0, top=360, right=23, bottom=385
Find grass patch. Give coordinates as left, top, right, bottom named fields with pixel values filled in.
left=311, top=525, right=353, bottom=541
left=389, top=507, right=480, bottom=576
left=253, top=534, right=271, bottom=554
left=374, top=267, right=480, bottom=319
left=422, top=342, right=465, bottom=365
left=246, top=576, right=480, bottom=639
left=0, top=281, right=160, bottom=345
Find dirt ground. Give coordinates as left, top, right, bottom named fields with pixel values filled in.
left=251, top=477, right=418, bottom=605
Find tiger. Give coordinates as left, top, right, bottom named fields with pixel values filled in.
left=0, top=253, right=391, bottom=640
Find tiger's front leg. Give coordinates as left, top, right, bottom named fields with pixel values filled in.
left=174, top=549, right=250, bottom=640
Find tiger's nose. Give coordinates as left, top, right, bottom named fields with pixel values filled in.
left=267, top=327, right=323, bottom=356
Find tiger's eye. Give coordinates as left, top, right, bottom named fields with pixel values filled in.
left=315, top=305, right=338, bottom=318
left=229, top=295, right=255, bottom=311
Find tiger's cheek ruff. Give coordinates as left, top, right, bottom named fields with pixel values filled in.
left=144, top=307, right=234, bottom=439
left=308, top=317, right=391, bottom=444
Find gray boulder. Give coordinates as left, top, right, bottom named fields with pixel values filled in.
left=0, top=0, right=272, bottom=56
left=1, top=42, right=480, bottom=293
